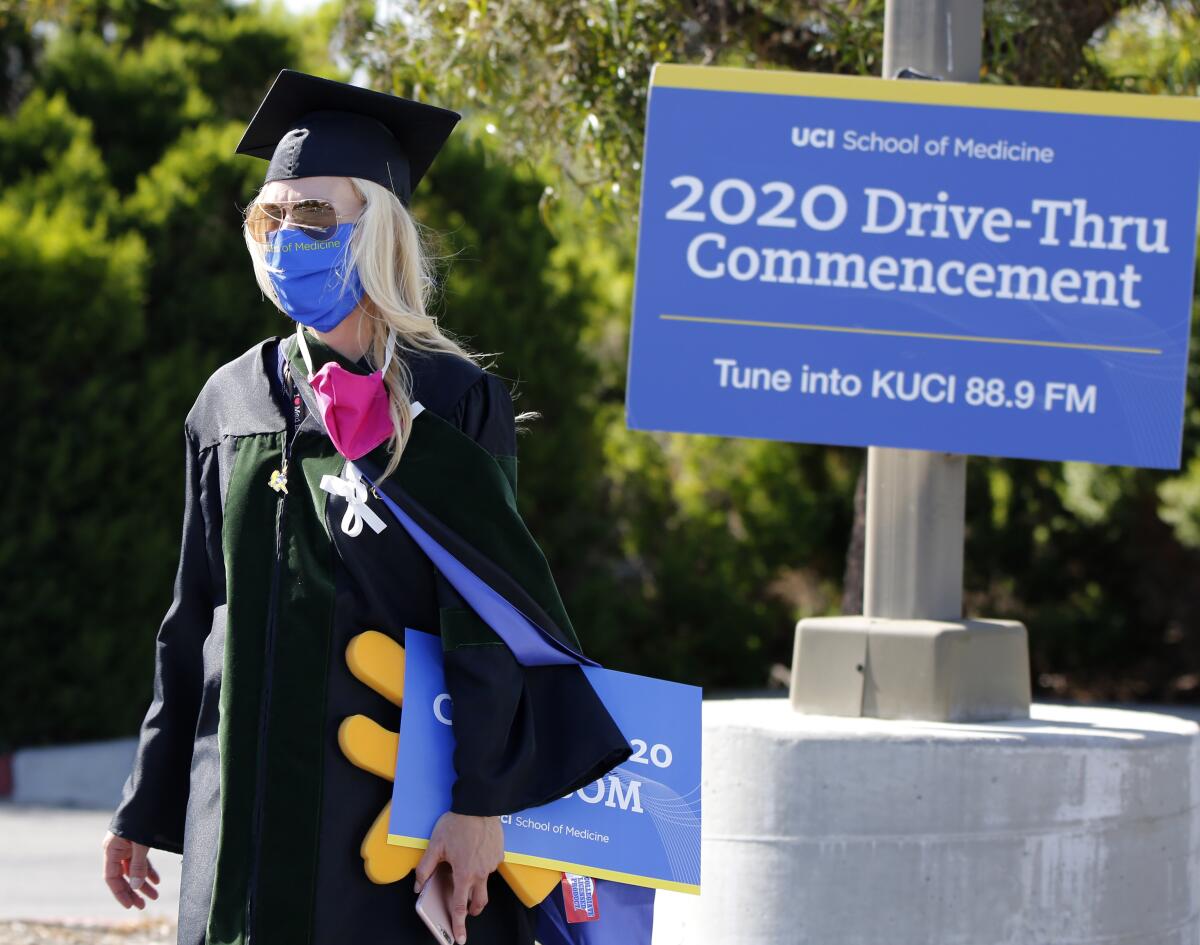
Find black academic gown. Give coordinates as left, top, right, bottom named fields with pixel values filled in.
left=110, top=334, right=630, bottom=945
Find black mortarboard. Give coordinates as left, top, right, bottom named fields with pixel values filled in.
left=235, top=69, right=461, bottom=206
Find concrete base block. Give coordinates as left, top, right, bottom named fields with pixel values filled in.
left=791, top=615, right=1031, bottom=721
left=650, top=699, right=1200, bottom=945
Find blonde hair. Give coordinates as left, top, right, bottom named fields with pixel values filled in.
left=243, top=176, right=516, bottom=483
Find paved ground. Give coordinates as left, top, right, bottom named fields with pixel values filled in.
left=0, top=806, right=180, bottom=942
left=5, top=701, right=1199, bottom=944
left=0, top=919, right=174, bottom=945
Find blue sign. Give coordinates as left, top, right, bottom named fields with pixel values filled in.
left=626, top=64, right=1200, bottom=468
left=388, top=629, right=702, bottom=894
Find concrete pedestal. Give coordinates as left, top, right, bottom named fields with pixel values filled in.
left=651, top=699, right=1200, bottom=945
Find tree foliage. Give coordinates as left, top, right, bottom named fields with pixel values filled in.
left=3, top=0, right=758, bottom=745
left=0, top=0, right=302, bottom=747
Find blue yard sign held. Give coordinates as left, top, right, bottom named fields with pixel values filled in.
left=626, top=64, right=1200, bottom=469
left=388, top=628, right=702, bottom=895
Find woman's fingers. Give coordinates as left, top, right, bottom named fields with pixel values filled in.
left=138, top=878, right=160, bottom=901
left=415, top=812, right=503, bottom=941
left=449, top=872, right=472, bottom=944
left=106, top=868, right=146, bottom=910
left=100, top=833, right=158, bottom=910
left=413, top=840, right=444, bottom=894
left=127, top=844, right=150, bottom=891
left=103, top=864, right=135, bottom=908
left=102, top=832, right=136, bottom=909
left=447, top=872, right=489, bottom=942
left=467, top=877, right=489, bottom=917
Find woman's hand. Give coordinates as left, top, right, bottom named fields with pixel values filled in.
left=102, top=831, right=160, bottom=910
left=414, top=812, right=504, bottom=944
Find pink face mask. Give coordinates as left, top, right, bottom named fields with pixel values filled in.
left=295, top=324, right=398, bottom=460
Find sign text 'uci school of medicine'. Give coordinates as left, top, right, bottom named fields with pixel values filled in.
left=625, top=64, right=1200, bottom=468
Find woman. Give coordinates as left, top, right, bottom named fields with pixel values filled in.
left=102, top=70, right=630, bottom=945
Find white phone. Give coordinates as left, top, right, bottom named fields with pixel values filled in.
left=415, top=863, right=456, bottom=945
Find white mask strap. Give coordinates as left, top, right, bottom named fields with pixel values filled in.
left=382, top=328, right=397, bottom=374
left=295, top=323, right=397, bottom=377
left=294, top=323, right=315, bottom=377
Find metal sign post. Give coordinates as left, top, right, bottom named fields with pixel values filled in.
left=790, top=0, right=1032, bottom=721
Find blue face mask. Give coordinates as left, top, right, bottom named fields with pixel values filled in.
left=264, top=222, right=364, bottom=332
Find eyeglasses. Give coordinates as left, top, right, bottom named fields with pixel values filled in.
left=244, top=198, right=361, bottom=243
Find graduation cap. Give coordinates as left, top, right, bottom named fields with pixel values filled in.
left=235, top=69, right=461, bottom=206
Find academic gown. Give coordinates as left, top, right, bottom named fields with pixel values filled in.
left=109, top=332, right=632, bottom=945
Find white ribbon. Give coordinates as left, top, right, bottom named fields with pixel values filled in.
left=320, top=462, right=388, bottom=538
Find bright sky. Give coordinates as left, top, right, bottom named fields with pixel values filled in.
left=281, top=0, right=327, bottom=12
left=233, top=0, right=329, bottom=15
